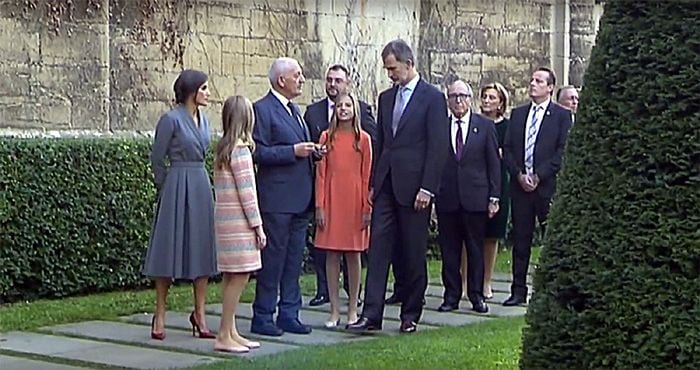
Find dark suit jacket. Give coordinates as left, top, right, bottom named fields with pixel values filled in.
left=436, top=112, right=501, bottom=213
left=372, top=78, right=450, bottom=207
left=252, top=91, right=313, bottom=213
left=503, top=101, right=572, bottom=199
left=303, top=97, right=377, bottom=145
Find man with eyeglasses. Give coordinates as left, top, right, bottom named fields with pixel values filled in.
left=434, top=80, right=500, bottom=314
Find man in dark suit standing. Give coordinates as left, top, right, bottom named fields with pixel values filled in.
left=251, top=57, right=318, bottom=336
left=303, top=63, right=376, bottom=306
left=435, top=80, right=500, bottom=314
left=347, top=39, right=449, bottom=334
left=503, top=67, right=572, bottom=306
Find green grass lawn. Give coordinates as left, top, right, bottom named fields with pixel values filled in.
left=0, top=246, right=539, bottom=369
left=192, top=317, right=525, bottom=370
left=0, top=246, right=540, bottom=332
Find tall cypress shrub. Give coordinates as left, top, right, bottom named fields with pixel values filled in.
left=521, top=1, right=700, bottom=369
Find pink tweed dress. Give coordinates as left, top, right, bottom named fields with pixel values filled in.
left=214, top=145, right=262, bottom=273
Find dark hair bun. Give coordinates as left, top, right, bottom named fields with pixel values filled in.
left=174, top=69, right=208, bottom=104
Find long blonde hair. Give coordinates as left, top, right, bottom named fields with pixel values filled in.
left=215, top=95, right=255, bottom=170
left=324, top=92, right=362, bottom=152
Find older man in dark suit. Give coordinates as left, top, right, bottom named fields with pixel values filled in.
left=347, top=39, right=449, bottom=334
left=435, top=80, right=500, bottom=314
left=303, top=64, right=376, bottom=307
left=251, top=57, right=319, bottom=336
left=503, top=67, right=572, bottom=306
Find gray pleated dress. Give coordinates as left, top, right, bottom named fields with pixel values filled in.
left=142, top=105, right=218, bottom=280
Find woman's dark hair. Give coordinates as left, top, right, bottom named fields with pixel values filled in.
left=174, top=69, right=208, bottom=104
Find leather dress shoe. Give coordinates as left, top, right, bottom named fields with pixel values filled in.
left=472, top=300, right=489, bottom=313
left=502, top=295, right=527, bottom=306
left=345, top=317, right=381, bottom=332
left=250, top=322, right=283, bottom=336
left=277, top=318, right=312, bottom=334
left=309, top=295, right=329, bottom=306
left=385, top=293, right=401, bottom=305
left=437, top=302, right=459, bottom=312
left=399, top=320, right=417, bottom=333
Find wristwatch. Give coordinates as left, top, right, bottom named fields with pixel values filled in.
left=489, top=197, right=499, bottom=205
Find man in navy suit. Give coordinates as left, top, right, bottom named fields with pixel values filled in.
left=503, top=67, right=572, bottom=306
left=347, top=39, right=449, bottom=334
left=251, top=57, right=318, bottom=336
left=303, top=64, right=376, bottom=306
left=435, top=80, right=500, bottom=314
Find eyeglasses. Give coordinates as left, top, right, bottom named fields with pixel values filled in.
left=447, top=93, right=471, bottom=102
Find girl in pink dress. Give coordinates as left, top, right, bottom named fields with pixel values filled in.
left=315, top=92, right=372, bottom=328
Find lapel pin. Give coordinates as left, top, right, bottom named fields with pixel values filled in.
left=546, top=111, right=551, bottom=116
left=473, top=127, right=478, bottom=133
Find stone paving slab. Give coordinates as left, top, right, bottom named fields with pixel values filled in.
left=43, top=320, right=297, bottom=359
left=204, top=303, right=442, bottom=335
left=123, top=311, right=365, bottom=346
left=0, top=332, right=220, bottom=369
left=0, top=355, right=86, bottom=370
left=301, top=296, right=494, bottom=327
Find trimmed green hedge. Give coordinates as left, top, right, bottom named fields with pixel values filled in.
left=0, top=138, right=156, bottom=303
left=0, top=137, right=447, bottom=304
left=521, top=1, right=700, bottom=369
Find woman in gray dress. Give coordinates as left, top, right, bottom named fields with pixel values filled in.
left=143, top=69, right=217, bottom=340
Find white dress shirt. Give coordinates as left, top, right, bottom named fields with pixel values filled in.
left=450, top=113, right=470, bottom=154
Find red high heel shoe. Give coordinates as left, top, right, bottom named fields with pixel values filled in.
left=151, top=316, right=165, bottom=340
left=189, top=312, right=216, bottom=339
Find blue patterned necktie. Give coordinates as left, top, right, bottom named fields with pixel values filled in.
left=392, top=86, right=406, bottom=136
left=524, top=105, right=541, bottom=173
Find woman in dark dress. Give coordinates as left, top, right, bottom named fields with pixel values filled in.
left=142, top=69, right=217, bottom=340
left=479, top=82, right=510, bottom=299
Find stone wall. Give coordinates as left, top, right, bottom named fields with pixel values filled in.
left=0, top=0, right=603, bottom=134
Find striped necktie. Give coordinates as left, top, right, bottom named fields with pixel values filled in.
left=524, top=105, right=542, bottom=173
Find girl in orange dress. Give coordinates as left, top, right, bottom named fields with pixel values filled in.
left=315, top=92, right=372, bottom=328
left=213, top=96, right=267, bottom=353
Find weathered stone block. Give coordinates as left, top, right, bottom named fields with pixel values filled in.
left=70, top=97, right=109, bottom=130
left=0, top=17, right=40, bottom=63
left=221, top=51, right=246, bottom=77
left=0, top=63, right=31, bottom=96
left=39, top=23, right=108, bottom=64
left=110, top=99, right=170, bottom=131
left=504, top=1, right=551, bottom=32
left=183, top=33, right=223, bottom=76
left=517, top=31, right=550, bottom=59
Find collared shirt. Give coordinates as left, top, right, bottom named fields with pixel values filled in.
left=327, top=98, right=335, bottom=123
left=450, top=112, right=470, bottom=153
left=270, top=88, right=292, bottom=116
left=395, top=74, right=420, bottom=112
left=524, top=97, right=551, bottom=149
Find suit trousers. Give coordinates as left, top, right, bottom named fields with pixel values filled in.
left=437, top=210, right=487, bottom=305
left=362, top=179, right=431, bottom=324
left=510, top=189, right=551, bottom=297
left=252, top=211, right=311, bottom=324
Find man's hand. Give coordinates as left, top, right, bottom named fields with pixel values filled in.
left=413, top=191, right=431, bottom=211
left=294, top=142, right=316, bottom=157
left=518, top=174, right=537, bottom=192
left=316, top=208, right=326, bottom=229
left=488, top=203, right=499, bottom=218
